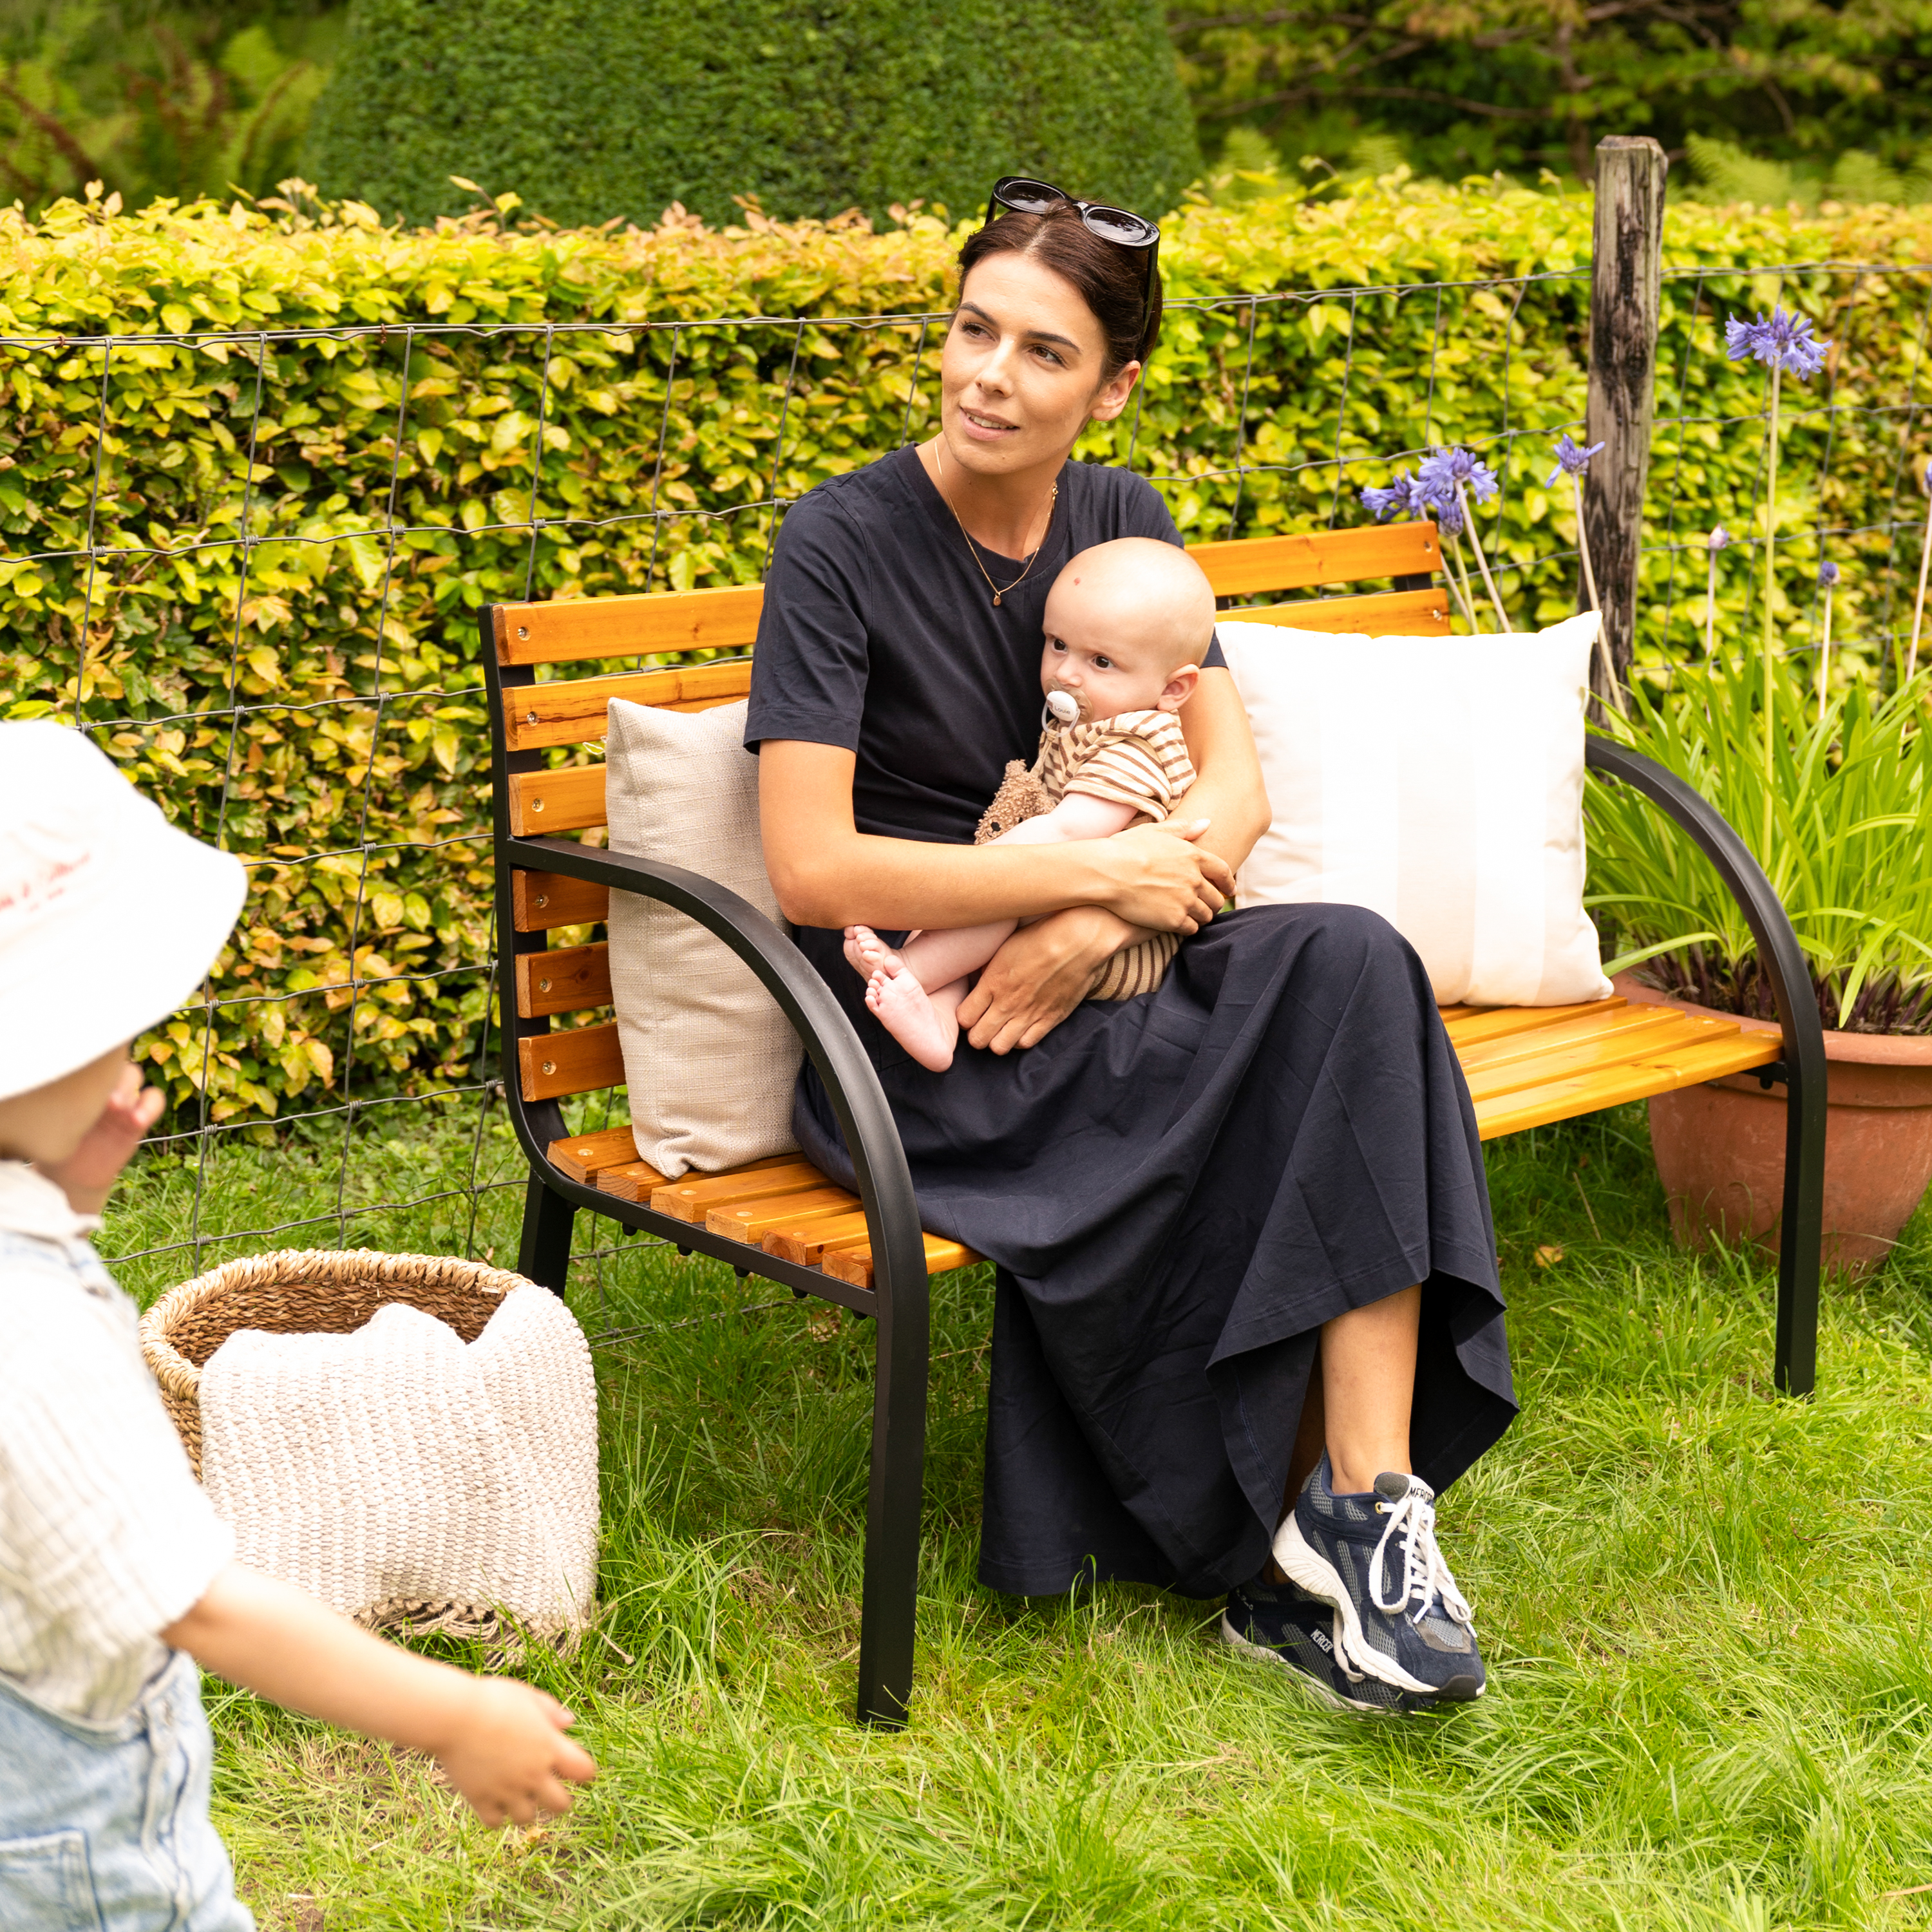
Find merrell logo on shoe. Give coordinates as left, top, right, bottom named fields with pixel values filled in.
left=1311, top=1626, right=1334, bottom=1653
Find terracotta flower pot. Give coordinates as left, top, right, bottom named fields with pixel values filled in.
left=1613, top=973, right=1932, bottom=1274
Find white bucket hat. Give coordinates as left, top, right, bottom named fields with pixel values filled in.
left=0, top=721, right=247, bottom=1102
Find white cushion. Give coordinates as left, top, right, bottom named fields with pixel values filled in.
left=603, top=697, right=800, bottom=1178
left=1218, top=611, right=1612, bottom=1009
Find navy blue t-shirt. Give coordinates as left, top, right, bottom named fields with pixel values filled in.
left=744, top=444, right=1224, bottom=848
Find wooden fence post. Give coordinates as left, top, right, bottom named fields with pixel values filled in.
left=1582, top=135, right=1668, bottom=706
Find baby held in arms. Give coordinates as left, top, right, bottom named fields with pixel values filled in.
left=846, top=536, right=1216, bottom=1071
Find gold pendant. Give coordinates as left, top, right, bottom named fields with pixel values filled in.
left=993, top=592, right=1002, bottom=606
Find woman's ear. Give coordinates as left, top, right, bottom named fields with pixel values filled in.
left=1088, top=359, right=1142, bottom=425
left=1158, top=663, right=1200, bottom=712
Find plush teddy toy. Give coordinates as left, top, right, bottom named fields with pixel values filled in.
left=974, top=761, right=1054, bottom=846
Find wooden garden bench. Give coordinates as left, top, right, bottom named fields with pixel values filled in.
left=484, top=518, right=1825, bottom=1727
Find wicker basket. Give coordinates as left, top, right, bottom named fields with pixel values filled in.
left=139, top=1247, right=531, bottom=1481
left=138, top=1247, right=592, bottom=1648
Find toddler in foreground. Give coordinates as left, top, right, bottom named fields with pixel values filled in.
left=0, top=723, right=594, bottom=1931
left=846, top=537, right=1216, bottom=1070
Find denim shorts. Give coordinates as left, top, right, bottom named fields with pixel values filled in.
left=0, top=1650, right=254, bottom=1931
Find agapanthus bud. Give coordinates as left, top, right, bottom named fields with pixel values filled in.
left=1545, top=433, right=1606, bottom=486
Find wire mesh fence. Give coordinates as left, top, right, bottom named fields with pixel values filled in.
left=3, top=251, right=1926, bottom=1296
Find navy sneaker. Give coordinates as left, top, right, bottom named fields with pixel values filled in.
left=1273, top=1452, right=1485, bottom=1701
left=1222, top=1575, right=1434, bottom=1714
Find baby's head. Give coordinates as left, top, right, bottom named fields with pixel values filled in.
left=0, top=723, right=243, bottom=1166
left=1039, top=538, right=1216, bottom=725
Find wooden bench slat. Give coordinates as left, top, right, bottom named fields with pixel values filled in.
left=1472, top=1030, right=1782, bottom=1140
left=1193, top=525, right=1440, bottom=598
left=506, top=661, right=754, bottom=751
left=1223, top=585, right=1450, bottom=637
left=706, top=1187, right=862, bottom=1242
left=495, top=585, right=764, bottom=667
left=1441, top=998, right=1627, bottom=1046
left=649, top=1159, right=830, bottom=1224
left=517, top=1021, right=623, bottom=1101
left=823, top=1234, right=986, bottom=1289
left=516, top=941, right=612, bottom=1018
left=1454, top=1002, right=1692, bottom=1072
left=546, top=1126, right=643, bottom=1184
left=507, top=765, right=606, bottom=837
left=596, top=1160, right=673, bottom=1203
left=1461, top=1013, right=1744, bottom=1105
left=764, top=1210, right=875, bottom=1265
left=512, top=869, right=611, bottom=933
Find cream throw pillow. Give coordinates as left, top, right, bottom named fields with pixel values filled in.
left=603, top=696, right=800, bottom=1178
left=1218, top=611, right=1612, bottom=1009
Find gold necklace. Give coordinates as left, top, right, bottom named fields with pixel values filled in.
left=935, top=438, right=1059, bottom=607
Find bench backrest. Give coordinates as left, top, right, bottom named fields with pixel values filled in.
left=487, top=520, right=1445, bottom=1119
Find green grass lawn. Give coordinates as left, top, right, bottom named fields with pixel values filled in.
left=106, top=1104, right=1932, bottom=1931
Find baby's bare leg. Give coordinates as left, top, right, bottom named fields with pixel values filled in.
left=865, top=792, right=1144, bottom=1068
left=896, top=793, right=1141, bottom=990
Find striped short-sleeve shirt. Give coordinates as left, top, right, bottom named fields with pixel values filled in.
left=1, top=1162, right=232, bottom=1723
left=1035, top=708, right=1197, bottom=823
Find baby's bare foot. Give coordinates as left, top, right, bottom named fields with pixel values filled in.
left=844, top=925, right=905, bottom=981
left=865, top=966, right=957, bottom=1072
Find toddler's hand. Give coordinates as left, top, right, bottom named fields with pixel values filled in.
left=432, top=1677, right=598, bottom=1827
left=37, top=1061, right=164, bottom=1216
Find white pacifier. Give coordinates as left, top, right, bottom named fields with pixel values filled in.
left=1043, top=689, right=1081, bottom=725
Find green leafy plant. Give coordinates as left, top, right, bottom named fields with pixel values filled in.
left=1587, top=659, right=1932, bottom=1034
left=0, top=4, right=336, bottom=213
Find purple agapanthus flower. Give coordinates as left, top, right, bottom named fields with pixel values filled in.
left=1818, top=559, right=1840, bottom=587
left=1725, top=307, right=1830, bottom=380
left=1361, top=471, right=1421, bottom=521
left=1545, top=433, right=1606, bottom=486
left=1361, top=467, right=1466, bottom=537
left=1417, top=445, right=1500, bottom=506
left=1709, top=525, right=1732, bottom=552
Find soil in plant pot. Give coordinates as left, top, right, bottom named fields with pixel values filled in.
left=1615, top=975, right=1932, bottom=1274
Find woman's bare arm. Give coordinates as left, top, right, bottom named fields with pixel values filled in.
left=758, top=742, right=1233, bottom=936
left=956, top=668, right=1271, bottom=1052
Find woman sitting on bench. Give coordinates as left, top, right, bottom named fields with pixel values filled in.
left=746, top=178, right=1514, bottom=1712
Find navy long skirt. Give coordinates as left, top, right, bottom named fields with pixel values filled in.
left=791, top=900, right=1515, bottom=1600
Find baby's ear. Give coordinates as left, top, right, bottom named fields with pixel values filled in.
left=1159, top=663, right=1200, bottom=712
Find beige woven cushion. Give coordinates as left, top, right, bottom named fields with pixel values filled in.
left=1218, top=612, right=1613, bottom=1009
left=198, top=1286, right=598, bottom=1637
left=603, top=696, right=800, bottom=1178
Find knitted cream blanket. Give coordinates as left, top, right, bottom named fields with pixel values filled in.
left=198, top=1287, right=598, bottom=1641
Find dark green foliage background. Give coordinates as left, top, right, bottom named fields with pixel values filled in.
left=303, top=0, right=1202, bottom=229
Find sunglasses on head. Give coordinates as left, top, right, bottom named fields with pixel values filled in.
left=984, top=176, right=1160, bottom=346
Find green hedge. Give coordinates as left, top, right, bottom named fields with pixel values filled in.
left=3, top=181, right=1929, bottom=1126
left=305, top=0, right=1200, bottom=230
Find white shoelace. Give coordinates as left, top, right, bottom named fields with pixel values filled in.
left=1368, top=1486, right=1475, bottom=1630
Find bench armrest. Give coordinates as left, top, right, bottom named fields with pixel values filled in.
left=505, top=831, right=931, bottom=1306
left=1582, top=737, right=1826, bottom=1082
left=1585, top=736, right=1826, bottom=1388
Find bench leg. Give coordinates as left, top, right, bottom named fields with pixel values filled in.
left=518, top=1173, right=575, bottom=1299
left=853, top=1261, right=929, bottom=1728
left=1774, top=1063, right=1826, bottom=1397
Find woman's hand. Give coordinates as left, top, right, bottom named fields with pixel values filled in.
left=1090, top=819, right=1233, bottom=934
left=957, top=905, right=1139, bottom=1054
